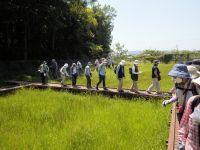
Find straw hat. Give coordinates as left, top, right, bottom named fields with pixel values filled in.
left=168, top=64, right=191, bottom=78
left=187, top=65, right=199, bottom=79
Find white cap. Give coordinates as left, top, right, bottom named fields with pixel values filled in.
left=133, top=60, right=140, bottom=65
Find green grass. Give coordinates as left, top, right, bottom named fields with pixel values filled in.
left=75, top=62, right=174, bottom=91
left=0, top=89, right=171, bottom=150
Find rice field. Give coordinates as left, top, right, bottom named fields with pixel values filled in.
left=0, top=89, right=171, bottom=150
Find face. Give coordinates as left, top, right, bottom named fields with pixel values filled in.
left=172, top=77, right=183, bottom=84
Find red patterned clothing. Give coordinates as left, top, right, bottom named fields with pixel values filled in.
left=179, top=96, right=200, bottom=144
left=185, top=105, right=200, bottom=150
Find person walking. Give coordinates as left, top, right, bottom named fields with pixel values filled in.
left=38, top=61, right=49, bottom=85
left=85, top=62, right=92, bottom=89
left=147, top=60, right=161, bottom=94
left=70, top=63, right=78, bottom=87
left=60, top=63, right=69, bottom=86
left=96, top=58, right=108, bottom=90
left=130, top=60, right=142, bottom=93
left=77, top=61, right=83, bottom=75
left=50, top=59, right=58, bottom=79
left=94, top=59, right=99, bottom=72
left=116, top=60, right=126, bottom=92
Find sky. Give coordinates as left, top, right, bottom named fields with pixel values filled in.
left=98, top=0, right=200, bottom=51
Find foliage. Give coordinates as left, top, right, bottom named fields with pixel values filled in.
left=0, top=0, right=116, bottom=60
left=112, top=42, right=128, bottom=61
left=0, top=89, right=170, bottom=150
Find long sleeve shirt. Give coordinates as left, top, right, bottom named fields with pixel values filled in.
left=98, top=63, right=106, bottom=76
left=85, top=66, right=91, bottom=77
left=60, top=66, right=69, bottom=76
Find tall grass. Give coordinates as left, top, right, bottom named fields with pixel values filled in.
left=0, top=89, right=171, bottom=150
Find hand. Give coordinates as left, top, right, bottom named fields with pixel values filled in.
left=162, top=100, right=169, bottom=107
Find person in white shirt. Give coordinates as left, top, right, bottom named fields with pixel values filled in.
left=60, top=63, right=69, bottom=86
left=85, top=62, right=92, bottom=88
left=130, top=60, right=142, bottom=93
left=70, top=63, right=78, bottom=87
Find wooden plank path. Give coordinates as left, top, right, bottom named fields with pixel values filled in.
left=167, top=103, right=179, bottom=150
left=3, top=80, right=171, bottom=99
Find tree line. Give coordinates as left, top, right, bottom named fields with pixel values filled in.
left=0, top=0, right=116, bottom=60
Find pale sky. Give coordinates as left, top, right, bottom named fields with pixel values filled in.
left=98, top=0, right=200, bottom=51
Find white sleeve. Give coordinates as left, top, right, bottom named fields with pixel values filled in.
left=132, top=66, right=135, bottom=74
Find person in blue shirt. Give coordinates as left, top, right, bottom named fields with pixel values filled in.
left=96, top=58, right=108, bottom=90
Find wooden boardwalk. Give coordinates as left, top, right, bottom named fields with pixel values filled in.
left=2, top=80, right=171, bottom=99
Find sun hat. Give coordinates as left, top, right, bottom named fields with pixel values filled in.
left=133, top=60, right=140, bottom=65
left=168, top=64, right=191, bottom=78
left=192, top=77, right=200, bottom=86
left=187, top=65, right=199, bottom=79
left=153, top=60, right=160, bottom=64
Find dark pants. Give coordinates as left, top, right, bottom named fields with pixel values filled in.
left=41, top=73, right=46, bottom=84
left=97, top=75, right=106, bottom=87
left=52, top=69, right=57, bottom=79
left=177, top=112, right=183, bottom=123
left=72, top=74, right=78, bottom=86
left=86, top=75, right=91, bottom=88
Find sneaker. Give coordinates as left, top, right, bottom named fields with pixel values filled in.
left=118, top=90, right=124, bottom=92
left=146, top=91, right=151, bottom=94
left=156, top=92, right=162, bottom=95
left=103, top=87, right=108, bottom=90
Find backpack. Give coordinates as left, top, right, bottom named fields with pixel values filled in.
left=114, top=66, right=117, bottom=74
left=129, top=67, right=132, bottom=74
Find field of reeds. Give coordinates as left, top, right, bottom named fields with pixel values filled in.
left=0, top=89, right=171, bottom=150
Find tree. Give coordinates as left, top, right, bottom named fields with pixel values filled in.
left=113, top=42, right=128, bottom=60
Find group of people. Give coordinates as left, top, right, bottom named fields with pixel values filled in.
left=38, top=59, right=83, bottom=86
left=38, top=58, right=162, bottom=93
left=161, top=61, right=200, bottom=150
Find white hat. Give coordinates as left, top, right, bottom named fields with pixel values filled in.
left=133, top=60, right=140, bottom=65
left=103, top=59, right=108, bottom=64
left=120, top=60, right=126, bottom=65
left=192, top=77, right=200, bottom=86
left=187, top=65, right=199, bottom=79
left=64, top=63, right=68, bottom=68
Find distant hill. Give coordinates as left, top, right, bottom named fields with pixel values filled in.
left=127, top=50, right=143, bottom=55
